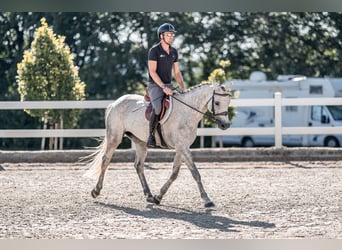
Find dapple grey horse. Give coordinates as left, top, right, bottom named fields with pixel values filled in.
left=84, top=82, right=232, bottom=207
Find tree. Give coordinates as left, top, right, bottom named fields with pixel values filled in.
left=17, top=17, right=86, bottom=148
left=17, top=17, right=86, bottom=126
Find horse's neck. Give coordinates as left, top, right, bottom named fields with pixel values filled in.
left=181, top=85, right=213, bottom=112
left=173, top=85, right=213, bottom=122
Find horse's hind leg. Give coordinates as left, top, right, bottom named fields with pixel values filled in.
left=181, top=147, right=214, bottom=207
left=153, top=152, right=182, bottom=205
left=131, top=139, right=155, bottom=202
left=91, top=133, right=121, bottom=198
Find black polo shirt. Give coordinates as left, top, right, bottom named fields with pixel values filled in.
left=148, top=42, right=178, bottom=84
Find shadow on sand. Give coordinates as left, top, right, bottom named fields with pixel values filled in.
left=95, top=201, right=275, bottom=233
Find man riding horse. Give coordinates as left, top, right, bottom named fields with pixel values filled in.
left=84, top=23, right=232, bottom=208
left=147, top=23, right=185, bottom=148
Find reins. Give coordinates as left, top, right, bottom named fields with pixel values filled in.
left=171, top=88, right=230, bottom=122
left=171, top=94, right=208, bottom=116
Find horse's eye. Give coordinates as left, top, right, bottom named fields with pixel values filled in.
left=214, top=101, right=220, bottom=106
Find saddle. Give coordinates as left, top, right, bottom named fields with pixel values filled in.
left=144, top=89, right=172, bottom=148
left=144, top=89, right=171, bottom=121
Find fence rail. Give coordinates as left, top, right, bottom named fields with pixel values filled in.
left=1, top=94, right=342, bottom=149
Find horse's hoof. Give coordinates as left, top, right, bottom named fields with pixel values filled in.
left=146, top=196, right=155, bottom=203
left=146, top=195, right=161, bottom=205
left=91, top=189, right=99, bottom=198
left=205, top=201, right=215, bottom=208
left=153, top=195, right=161, bottom=205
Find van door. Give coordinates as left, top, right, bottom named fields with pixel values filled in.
left=308, top=106, right=332, bottom=146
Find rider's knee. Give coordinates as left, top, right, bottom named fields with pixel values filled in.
left=153, top=106, right=162, bottom=115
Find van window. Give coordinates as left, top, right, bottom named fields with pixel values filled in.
left=311, top=106, right=321, bottom=121
left=310, top=85, right=323, bottom=94
left=285, top=97, right=298, bottom=112
left=285, top=106, right=298, bottom=112
left=311, top=106, right=329, bottom=121
left=327, top=106, right=342, bottom=121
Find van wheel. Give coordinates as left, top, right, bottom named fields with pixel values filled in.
left=242, top=137, right=254, bottom=147
left=324, top=137, right=340, bottom=147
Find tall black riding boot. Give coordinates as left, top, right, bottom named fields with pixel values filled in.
left=147, top=112, right=160, bottom=148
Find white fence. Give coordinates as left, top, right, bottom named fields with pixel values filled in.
left=1, top=93, right=342, bottom=149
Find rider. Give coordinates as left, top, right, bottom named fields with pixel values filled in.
left=146, top=23, right=185, bottom=148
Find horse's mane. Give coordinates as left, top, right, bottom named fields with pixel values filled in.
left=176, top=81, right=216, bottom=95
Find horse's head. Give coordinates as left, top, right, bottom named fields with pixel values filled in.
left=207, top=83, right=232, bottom=130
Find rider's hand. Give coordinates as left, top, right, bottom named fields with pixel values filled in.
left=163, top=86, right=173, bottom=96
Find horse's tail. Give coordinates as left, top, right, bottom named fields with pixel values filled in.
left=83, top=137, right=107, bottom=179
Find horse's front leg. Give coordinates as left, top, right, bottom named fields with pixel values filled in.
left=181, top=148, right=214, bottom=208
left=153, top=152, right=182, bottom=205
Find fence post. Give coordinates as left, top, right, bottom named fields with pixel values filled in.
left=274, top=92, right=282, bottom=149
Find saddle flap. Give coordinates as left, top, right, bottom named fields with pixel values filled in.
left=159, top=98, right=170, bottom=118
left=145, top=95, right=171, bottom=121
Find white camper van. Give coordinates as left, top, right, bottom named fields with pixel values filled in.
left=218, top=71, right=342, bottom=147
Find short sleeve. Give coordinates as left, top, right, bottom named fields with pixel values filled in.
left=148, top=47, right=158, bottom=61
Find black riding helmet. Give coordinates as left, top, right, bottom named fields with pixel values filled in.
left=157, top=23, right=176, bottom=39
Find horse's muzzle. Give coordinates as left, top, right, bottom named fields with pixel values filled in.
left=217, top=120, right=231, bottom=130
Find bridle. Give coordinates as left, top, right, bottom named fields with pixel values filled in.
left=211, top=91, right=230, bottom=117
left=171, top=89, right=231, bottom=122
